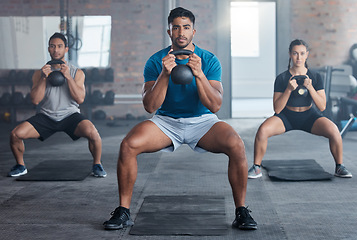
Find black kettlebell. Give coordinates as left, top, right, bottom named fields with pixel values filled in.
left=293, top=75, right=308, bottom=97
left=170, top=50, right=194, bottom=85
left=46, top=60, right=66, bottom=86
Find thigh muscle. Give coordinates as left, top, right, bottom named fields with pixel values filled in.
left=123, top=120, right=173, bottom=153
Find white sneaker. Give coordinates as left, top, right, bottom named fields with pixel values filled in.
left=248, top=165, right=262, bottom=179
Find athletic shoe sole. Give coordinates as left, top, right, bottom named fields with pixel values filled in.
left=248, top=173, right=262, bottom=179
left=104, top=220, right=134, bottom=230
left=334, top=173, right=352, bottom=178
left=9, top=169, right=28, bottom=177
left=239, top=225, right=258, bottom=230
left=232, top=223, right=258, bottom=230
left=91, top=172, right=107, bottom=178
left=104, top=224, right=124, bottom=230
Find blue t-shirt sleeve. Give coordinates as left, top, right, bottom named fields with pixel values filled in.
left=205, top=55, right=222, bottom=82
left=144, top=57, right=161, bottom=82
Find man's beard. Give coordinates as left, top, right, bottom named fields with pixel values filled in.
left=173, top=37, right=192, bottom=49
left=51, top=54, right=64, bottom=61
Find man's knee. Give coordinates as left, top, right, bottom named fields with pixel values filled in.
left=10, top=124, right=29, bottom=141
left=223, top=133, right=246, bottom=156
left=77, top=121, right=101, bottom=141
left=227, top=136, right=247, bottom=166
left=120, top=133, right=149, bottom=160
left=120, top=136, right=139, bottom=154
left=87, top=127, right=101, bottom=142
left=10, top=129, right=21, bottom=142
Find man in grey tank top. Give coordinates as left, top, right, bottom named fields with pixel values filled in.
left=8, top=32, right=107, bottom=178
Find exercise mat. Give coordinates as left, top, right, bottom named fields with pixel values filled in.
left=130, top=195, right=227, bottom=236
left=17, top=160, right=91, bottom=181
left=262, top=159, right=333, bottom=181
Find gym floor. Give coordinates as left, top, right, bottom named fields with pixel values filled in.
left=1, top=117, right=357, bottom=240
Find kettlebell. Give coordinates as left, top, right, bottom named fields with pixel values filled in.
left=293, top=75, right=308, bottom=97
left=46, top=60, right=66, bottom=86
left=170, top=50, right=194, bottom=85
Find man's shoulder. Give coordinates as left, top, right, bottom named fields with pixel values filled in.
left=194, top=45, right=217, bottom=59
left=67, top=62, right=79, bottom=70
left=149, top=47, right=171, bottom=60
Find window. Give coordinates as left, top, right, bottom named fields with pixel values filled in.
left=231, top=2, right=259, bottom=57
left=77, top=16, right=111, bottom=68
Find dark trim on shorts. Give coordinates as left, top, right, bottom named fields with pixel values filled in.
left=26, top=113, right=86, bottom=141
left=274, top=107, right=323, bottom=133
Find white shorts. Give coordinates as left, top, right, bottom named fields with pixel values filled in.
left=149, top=114, right=222, bottom=152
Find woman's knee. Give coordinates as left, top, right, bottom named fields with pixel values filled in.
left=256, top=117, right=284, bottom=141
left=312, top=118, right=341, bottom=140
left=255, top=124, right=270, bottom=142
left=327, top=126, right=342, bottom=143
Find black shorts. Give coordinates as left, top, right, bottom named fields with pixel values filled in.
left=274, top=107, right=323, bottom=133
left=27, top=113, right=86, bottom=141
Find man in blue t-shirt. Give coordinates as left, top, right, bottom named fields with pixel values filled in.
left=104, top=7, right=257, bottom=231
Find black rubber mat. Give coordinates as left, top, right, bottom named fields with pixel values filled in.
left=130, top=195, right=228, bottom=236
left=262, top=159, right=333, bottom=181
left=16, top=160, right=91, bottom=181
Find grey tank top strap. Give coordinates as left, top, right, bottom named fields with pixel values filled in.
left=39, top=62, right=81, bottom=121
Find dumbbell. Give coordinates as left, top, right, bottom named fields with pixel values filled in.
left=105, top=68, right=114, bottom=82
left=12, top=92, right=24, bottom=105
left=93, top=110, right=106, bottom=120
left=104, top=90, right=115, bottom=105
left=91, top=68, right=101, bottom=82
left=91, top=90, right=104, bottom=104
left=0, top=92, right=11, bottom=106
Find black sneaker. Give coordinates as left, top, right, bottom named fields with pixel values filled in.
left=232, top=206, right=257, bottom=230
left=103, top=206, right=134, bottom=230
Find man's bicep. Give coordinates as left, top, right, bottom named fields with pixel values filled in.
left=31, top=70, right=42, bottom=87
left=74, top=69, right=85, bottom=87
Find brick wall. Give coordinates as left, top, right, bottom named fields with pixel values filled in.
left=291, top=0, right=357, bottom=67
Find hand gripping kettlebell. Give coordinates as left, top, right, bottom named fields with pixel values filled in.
left=170, top=50, right=194, bottom=85
left=293, top=75, right=308, bottom=97
left=46, top=60, right=66, bottom=86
